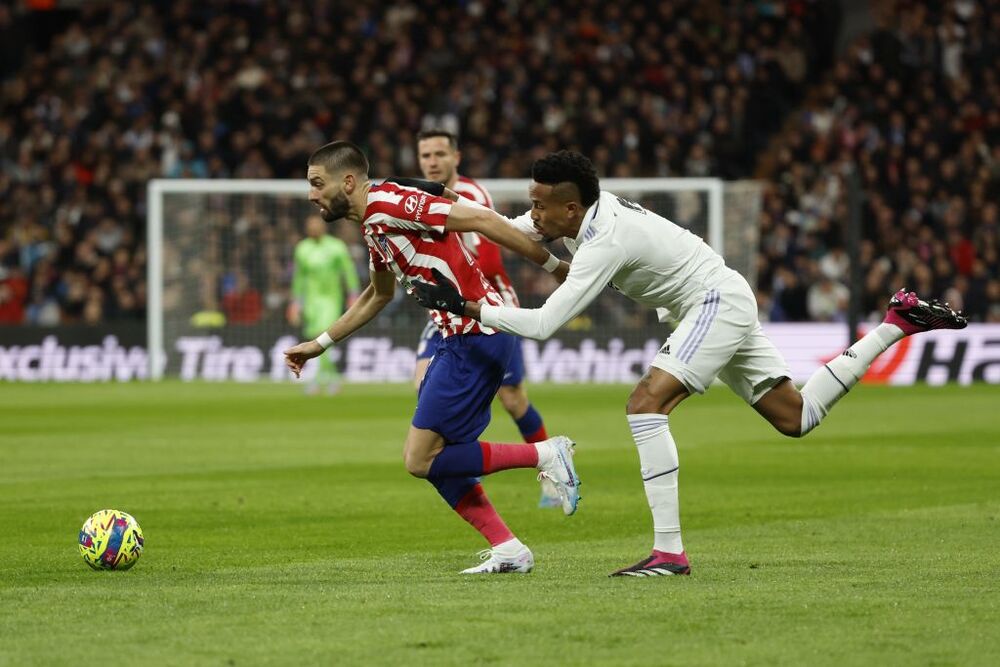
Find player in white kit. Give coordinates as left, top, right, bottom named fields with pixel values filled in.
left=412, top=151, right=967, bottom=577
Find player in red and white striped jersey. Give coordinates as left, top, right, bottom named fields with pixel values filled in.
left=364, top=178, right=502, bottom=337
left=283, top=141, right=578, bottom=574
left=415, top=130, right=559, bottom=509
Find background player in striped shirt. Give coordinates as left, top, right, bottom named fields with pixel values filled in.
left=283, top=141, right=580, bottom=574
left=414, top=129, right=560, bottom=509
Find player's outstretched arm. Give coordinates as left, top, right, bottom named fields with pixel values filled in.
left=284, top=270, right=396, bottom=378
left=445, top=199, right=561, bottom=274
left=414, top=244, right=623, bottom=340
left=476, top=244, right=622, bottom=339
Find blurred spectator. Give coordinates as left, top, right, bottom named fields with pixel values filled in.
left=807, top=276, right=850, bottom=322
left=222, top=271, right=262, bottom=325
left=0, top=265, right=28, bottom=323
left=771, top=266, right=810, bottom=322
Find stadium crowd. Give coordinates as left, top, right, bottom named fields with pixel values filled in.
left=757, top=0, right=1000, bottom=323
left=0, top=0, right=997, bottom=328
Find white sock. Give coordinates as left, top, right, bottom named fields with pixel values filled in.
left=799, top=323, right=905, bottom=435
left=492, top=537, right=525, bottom=557
left=627, top=413, right=683, bottom=554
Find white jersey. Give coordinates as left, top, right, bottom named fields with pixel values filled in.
left=480, top=190, right=748, bottom=340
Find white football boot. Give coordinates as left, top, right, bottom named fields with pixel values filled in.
left=536, top=435, right=581, bottom=516
left=537, top=476, right=563, bottom=509
left=460, top=544, right=534, bottom=574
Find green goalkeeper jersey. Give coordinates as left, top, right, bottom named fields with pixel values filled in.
left=292, top=235, right=359, bottom=318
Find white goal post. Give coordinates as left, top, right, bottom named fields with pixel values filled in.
left=147, top=177, right=756, bottom=381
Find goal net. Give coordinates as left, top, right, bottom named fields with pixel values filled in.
left=147, top=178, right=760, bottom=382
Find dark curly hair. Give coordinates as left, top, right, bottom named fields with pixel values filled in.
left=531, top=150, right=600, bottom=207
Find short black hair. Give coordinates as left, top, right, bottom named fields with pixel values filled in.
left=308, top=140, right=370, bottom=176
left=531, top=150, right=600, bottom=207
left=416, top=129, right=458, bottom=149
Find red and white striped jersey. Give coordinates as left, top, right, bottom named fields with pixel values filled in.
left=452, top=176, right=520, bottom=307
left=363, top=180, right=503, bottom=337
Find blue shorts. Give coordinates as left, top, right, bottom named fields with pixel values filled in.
left=412, top=332, right=516, bottom=444
left=501, top=337, right=525, bottom=386
left=417, top=320, right=524, bottom=387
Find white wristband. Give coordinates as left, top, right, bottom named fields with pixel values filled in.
left=542, top=253, right=560, bottom=273
left=315, top=332, right=334, bottom=350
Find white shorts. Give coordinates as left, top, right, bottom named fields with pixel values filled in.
left=650, top=277, right=791, bottom=405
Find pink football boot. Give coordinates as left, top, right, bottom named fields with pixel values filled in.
left=610, top=550, right=691, bottom=577
left=883, top=289, right=967, bottom=336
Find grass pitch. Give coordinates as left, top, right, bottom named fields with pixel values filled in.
left=1, top=381, right=998, bottom=666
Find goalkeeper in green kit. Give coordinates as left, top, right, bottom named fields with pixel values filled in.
left=287, top=214, right=360, bottom=394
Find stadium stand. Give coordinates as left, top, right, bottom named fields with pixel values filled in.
left=1, top=0, right=996, bottom=327
left=757, top=0, right=1000, bottom=323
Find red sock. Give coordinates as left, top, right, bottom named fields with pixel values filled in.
left=523, top=424, right=548, bottom=443
left=479, top=441, right=539, bottom=474
left=454, top=484, right=515, bottom=546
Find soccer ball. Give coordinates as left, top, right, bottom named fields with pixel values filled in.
left=78, top=509, right=145, bottom=571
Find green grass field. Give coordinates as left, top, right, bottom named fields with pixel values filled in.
left=1, top=382, right=998, bottom=666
